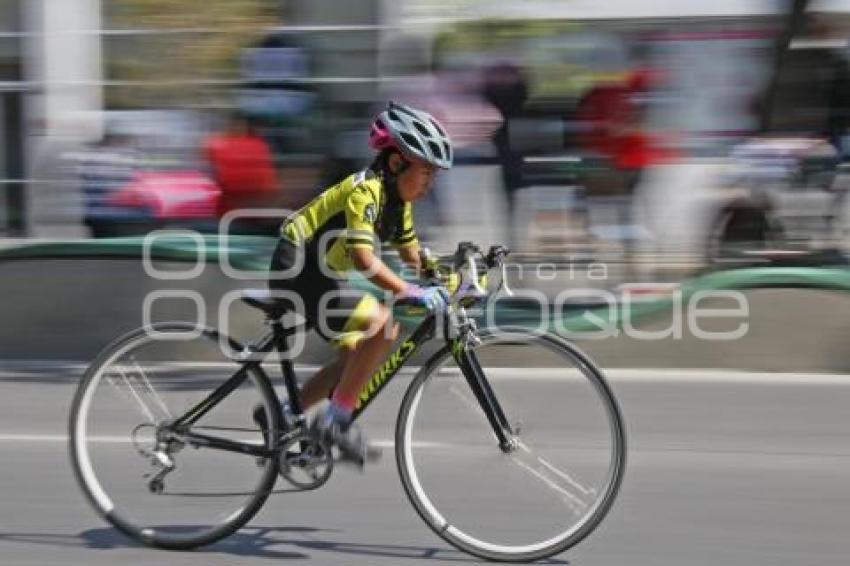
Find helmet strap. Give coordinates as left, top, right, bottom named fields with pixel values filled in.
left=369, top=150, right=403, bottom=201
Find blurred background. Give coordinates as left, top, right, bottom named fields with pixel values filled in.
left=4, top=6, right=850, bottom=565
left=0, top=0, right=850, bottom=298
left=1, top=0, right=850, bottom=283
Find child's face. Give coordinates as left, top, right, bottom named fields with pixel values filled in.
left=396, top=157, right=437, bottom=202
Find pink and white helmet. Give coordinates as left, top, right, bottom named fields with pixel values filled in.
left=368, top=101, right=453, bottom=169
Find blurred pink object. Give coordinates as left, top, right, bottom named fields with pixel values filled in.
left=368, top=114, right=396, bottom=151
left=107, top=170, right=221, bottom=218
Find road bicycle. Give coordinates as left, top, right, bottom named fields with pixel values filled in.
left=69, top=242, right=626, bottom=562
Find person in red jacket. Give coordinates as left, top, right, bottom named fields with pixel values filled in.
left=578, top=69, right=675, bottom=172
left=203, top=113, right=280, bottom=234
left=577, top=70, right=678, bottom=274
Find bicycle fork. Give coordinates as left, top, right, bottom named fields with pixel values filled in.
left=452, top=341, right=518, bottom=453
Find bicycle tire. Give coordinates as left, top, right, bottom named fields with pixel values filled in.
left=395, top=326, right=626, bottom=562
left=69, top=322, right=281, bottom=550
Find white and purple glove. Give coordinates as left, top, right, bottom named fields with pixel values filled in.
left=398, top=284, right=449, bottom=312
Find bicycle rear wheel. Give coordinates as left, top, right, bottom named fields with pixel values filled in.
left=396, top=327, right=626, bottom=562
left=69, top=323, right=281, bottom=549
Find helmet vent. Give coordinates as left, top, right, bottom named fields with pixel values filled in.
left=387, top=110, right=402, bottom=123
left=428, top=141, right=443, bottom=159
left=413, top=121, right=431, bottom=137
left=400, top=132, right=423, bottom=152
left=443, top=142, right=452, bottom=161
left=430, top=119, right=446, bottom=137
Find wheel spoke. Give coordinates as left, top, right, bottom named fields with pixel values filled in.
left=396, top=328, right=626, bottom=561
left=533, top=451, right=598, bottom=498
left=106, top=367, right=156, bottom=423
left=508, top=439, right=596, bottom=512
left=70, top=323, right=281, bottom=549
left=131, top=356, right=173, bottom=419
left=507, top=454, right=589, bottom=515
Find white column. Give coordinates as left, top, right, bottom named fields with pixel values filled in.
left=23, top=0, right=102, bottom=236
left=34, top=0, right=104, bottom=141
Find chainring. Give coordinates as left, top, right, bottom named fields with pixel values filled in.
left=278, top=432, right=333, bottom=490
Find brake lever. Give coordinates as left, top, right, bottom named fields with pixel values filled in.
left=485, top=245, right=509, bottom=268
left=485, top=245, right=514, bottom=297
left=465, top=252, right=487, bottom=296
left=452, top=241, right=479, bottom=271
left=498, top=261, right=514, bottom=296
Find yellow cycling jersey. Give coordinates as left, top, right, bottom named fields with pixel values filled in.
left=280, top=169, right=419, bottom=273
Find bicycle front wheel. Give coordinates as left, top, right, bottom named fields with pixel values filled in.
left=69, top=323, right=281, bottom=549
left=396, top=327, right=626, bottom=562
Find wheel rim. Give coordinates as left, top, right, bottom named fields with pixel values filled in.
left=71, top=324, right=278, bottom=547
left=397, top=329, right=625, bottom=560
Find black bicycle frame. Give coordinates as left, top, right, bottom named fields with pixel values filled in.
left=349, top=315, right=436, bottom=421
left=451, top=342, right=515, bottom=450
left=167, top=310, right=514, bottom=457
left=169, top=327, right=287, bottom=459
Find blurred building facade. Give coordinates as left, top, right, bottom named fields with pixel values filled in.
left=1, top=0, right=850, bottom=255
left=1, top=0, right=26, bottom=235
left=1, top=0, right=103, bottom=236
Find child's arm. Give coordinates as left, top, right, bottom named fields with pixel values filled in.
left=350, top=247, right=409, bottom=295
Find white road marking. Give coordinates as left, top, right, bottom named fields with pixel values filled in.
left=3, top=370, right=848, bottom=446
left=412, top=368, right=850, bottom=386
left=0, top=434, right=446, bottom=448
left=7, top=362, right=845, bottom=386
left=609, top=369, right=850, bottom=386
left=0, top=434, right=94, bottom=442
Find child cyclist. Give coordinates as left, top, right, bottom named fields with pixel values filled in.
left=268, top=102, right=453, bottom=464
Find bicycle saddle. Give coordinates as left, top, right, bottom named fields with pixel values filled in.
left=240, top=289, right=294, bottom=319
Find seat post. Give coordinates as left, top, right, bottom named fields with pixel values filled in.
left=271, top=320, right=303, bottom=415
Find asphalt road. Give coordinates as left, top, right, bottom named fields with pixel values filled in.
left=1, top=366, right=849, bottom=566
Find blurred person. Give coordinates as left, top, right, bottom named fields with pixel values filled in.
left=79, top=131, right=142, bottom=238
left=481, top=60, right=529, bottom=247
left=203, top=112, right=280, bottom=235
left=266, top=102, right=452, bottom=464
left=578, top=69, right=673, bottom=173
left=759, top=14, right=850, bottom=150
left=384, top=43, right=500, bottom=150
left=427, top=64, right=503, bottom=249
left=380, top=38, right=501, bottom=246
left=722, top=16, right=850, bottom=256
left=577, top=69, right=677, bottom=270
left=29, top=117, right=96, bottom=237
